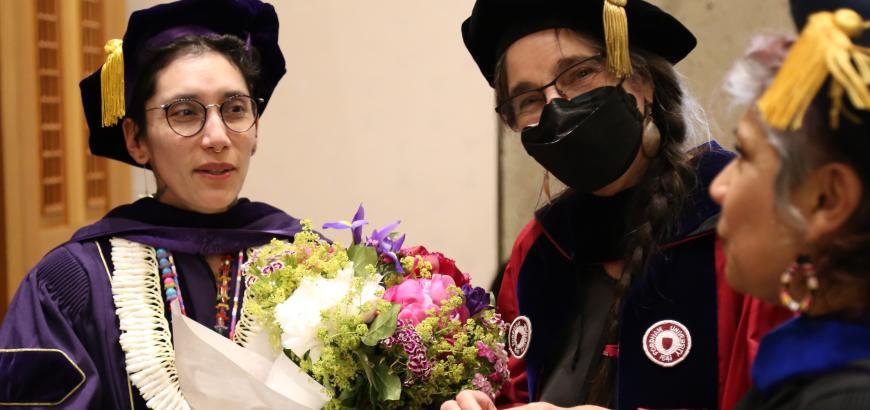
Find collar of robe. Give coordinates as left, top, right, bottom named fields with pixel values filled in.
left=752, top=314, right=870, bottom=392
left=72, top=197, right=305, bottom=254
left=534, top=141, right=732, bottom=264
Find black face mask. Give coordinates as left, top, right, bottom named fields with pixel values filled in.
left=521, top=85, right=644, bottom=193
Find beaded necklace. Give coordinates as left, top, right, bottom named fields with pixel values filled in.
left=158, top=247, right=245, bottom=340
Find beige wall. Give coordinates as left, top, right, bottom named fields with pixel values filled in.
left=498, top=0, right=795, bottom=259
left=127, top=0, right=500, bottom=286
left=126, top=0, right=797, bottom=285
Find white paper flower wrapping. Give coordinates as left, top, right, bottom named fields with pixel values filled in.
left=274, top=263, right=384, bottom=362
left=171, top=302, right=330, bottom=410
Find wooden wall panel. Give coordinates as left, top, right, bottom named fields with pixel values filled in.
left=81, top=0, right=110, bottom=220
left=1, top=0, right=128, bottom=315
left=36, top=0, right=68, bottom=226
left=0, top=37, right=5, bottom=320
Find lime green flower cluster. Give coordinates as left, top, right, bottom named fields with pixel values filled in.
left=242, top=219, right=510, bottom=409
left=243, top=220, right=351, bottom=347
left=310, top=296, right=392, bottom=394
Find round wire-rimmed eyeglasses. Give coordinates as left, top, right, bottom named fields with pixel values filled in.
left=145, top=95, right=264, bottom=137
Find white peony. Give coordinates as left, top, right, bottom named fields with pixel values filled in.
left=273, top=263, right=383, bottom=363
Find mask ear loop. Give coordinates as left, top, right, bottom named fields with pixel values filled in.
left=542, top=171, right=552, bottom=203
left=532, top=169, right=553, bottom=211
left=641, top=100, right=662, bottom=158
left=139, top=166, right=152, bottom=199
left=614, top=76, right=628, bottom=92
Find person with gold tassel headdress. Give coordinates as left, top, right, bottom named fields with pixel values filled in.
left=0, top=0, right=305, bottom=408
left=442, top=1, right=792, bottom=409
left=711, top=0, right=870, bottom=408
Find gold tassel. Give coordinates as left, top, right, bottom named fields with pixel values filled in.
left=757, top=9, right=870, bottom=130
left=100, top=39, right=125, bottom=127
left=603, top=0, right=632, bottom=78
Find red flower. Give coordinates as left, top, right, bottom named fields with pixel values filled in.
left=400, top=246, right=470, bottom=287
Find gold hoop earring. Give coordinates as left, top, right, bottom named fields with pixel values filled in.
left=779, top=255, right=819, bottom=313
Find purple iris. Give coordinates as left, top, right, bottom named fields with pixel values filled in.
left=369, top=222, right=405, bottom=273
left=322, top=204, right=368, bottom=245
left=462, top=284, right=490, bottom=316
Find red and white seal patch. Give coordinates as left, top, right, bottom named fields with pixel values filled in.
left=508, top=316, right=532, bottom=359
left=642, top=319, right=691, bottom=367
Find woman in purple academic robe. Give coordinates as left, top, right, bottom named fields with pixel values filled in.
left=0, top=0, right=298, bottom=408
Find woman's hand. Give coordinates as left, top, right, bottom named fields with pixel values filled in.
left=440, top=390, right=609, bottom=410
left=512, top=404, right=607, bottom=410
left=441, top=390, right=496, bottom=410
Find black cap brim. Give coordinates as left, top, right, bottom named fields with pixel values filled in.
left=462, top=0, right=697, bottom=86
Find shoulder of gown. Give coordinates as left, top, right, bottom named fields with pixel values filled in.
left=0, top=240, right=119, bottom=408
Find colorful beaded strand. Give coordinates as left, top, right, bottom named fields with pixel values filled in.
left=157, top=247, right=186, bottom=315
left=158, top=248, right=246, bottom=339
left=228, top=250, right=245, bottom=341
left=214, top=254, right=233, bottom=335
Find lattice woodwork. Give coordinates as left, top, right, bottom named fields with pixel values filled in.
left=36, top=0, right=67, bottom=223
left=0, top=24, right=6, bottom=317
left=81, top=0, right=109, bottom=213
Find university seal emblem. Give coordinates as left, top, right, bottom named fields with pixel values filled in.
left=642, top=319, right=691, bottom=367
left=508, top=316, right=532, bottom=359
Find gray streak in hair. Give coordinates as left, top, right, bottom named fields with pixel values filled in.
left=721, top=32, right=818, bottom=229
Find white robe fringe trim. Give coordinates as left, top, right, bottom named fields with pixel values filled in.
left=110, top=238, right=260, bottom=409
left=110, top=238, right=190, bottom=410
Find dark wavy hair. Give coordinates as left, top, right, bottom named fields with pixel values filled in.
left=127, top=34, right=262, bottom=138
left=802, top=106, right=870, bottom=316
left=493, top=29, right=698, bottom=405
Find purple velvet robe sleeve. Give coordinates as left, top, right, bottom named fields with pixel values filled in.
left=0, top=243, right=133, bottom=409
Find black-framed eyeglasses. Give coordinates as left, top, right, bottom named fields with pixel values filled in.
left=146, top=95, right=264, bottom=137
left=495, top=54, right=607, bottom=131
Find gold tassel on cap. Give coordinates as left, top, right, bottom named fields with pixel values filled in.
left=757, top=9, right=870, bottom=131
left=100, top=39, right=125, bottom=127
left=603, top=0, right=632, bottom=78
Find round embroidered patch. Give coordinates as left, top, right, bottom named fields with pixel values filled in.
left=508, top=315, right=532, bottom=359
left=642, top=319, right=692, bottom=367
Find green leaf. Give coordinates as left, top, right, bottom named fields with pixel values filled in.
left=353, top=350, right=379, bottom=408
left=355, top=350, right=375, bottom=383
left=489, top=291, right=496, bottom=307
left=347, top=244, right=378, bottom=277
left=372, top=363, right=401, bottom=401
left=337, top=377, right=364, bottom=408
left=362, top=303, right=401, bottom=346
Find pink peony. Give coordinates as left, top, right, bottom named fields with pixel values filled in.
left=383, top=274, right=468, bottom=325
left=400, top=246, right=470, bottom=287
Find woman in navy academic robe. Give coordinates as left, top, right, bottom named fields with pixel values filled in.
left=444, top=1, right=792, bottom=409
left=0, top=0, right=302, bottom=408
left=712, top=0, right=870, bottom=408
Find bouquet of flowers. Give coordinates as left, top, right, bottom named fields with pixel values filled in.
left=240, top=205, right=509, bottom=409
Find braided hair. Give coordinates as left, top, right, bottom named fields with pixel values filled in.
left=585, top=50, right=696, bottom=405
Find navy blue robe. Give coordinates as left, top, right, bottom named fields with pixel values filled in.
left=0, top=198, right=303, bottom=409
left=495, top=142, right=793, bottom=409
